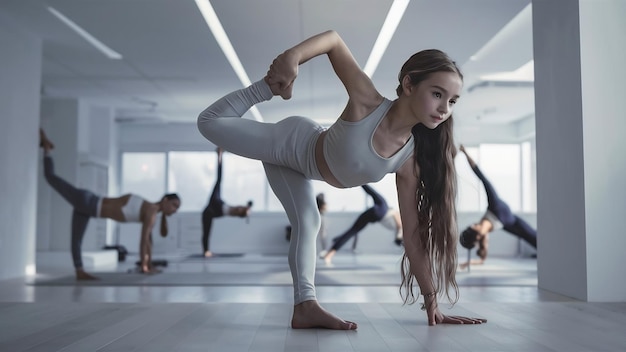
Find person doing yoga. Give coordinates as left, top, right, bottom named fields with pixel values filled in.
left=322, top=184, right=402, bottom=265
left=202, top=147, right=253, bottom=257
left=197, top=30, right=486, bottom=329
left=458, top=145, right=537, bottom=269
left=39, top=129, right=181, bottom=280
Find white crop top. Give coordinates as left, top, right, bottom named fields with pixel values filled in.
left=323, top=98, right=414, bottom=187
left=482, top=210, right=503, bottom=231
left=122, top=194, right=144, bottom=222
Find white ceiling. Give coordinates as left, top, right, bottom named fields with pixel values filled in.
left=1, top=0, right=534, bottom=127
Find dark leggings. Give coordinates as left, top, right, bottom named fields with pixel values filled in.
left=43, top=156, right=99, bottom=269
left=201, top=156, right=225, bottom=252
left=503, top=216, right=537, bottom=248
left=472, top=165, right=537, bottom=248
left=330, top=185, right=388, bottom=251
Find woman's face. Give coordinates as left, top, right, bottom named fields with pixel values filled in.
left=231, top=206, right=250, bottom=218
left=405, top=71, right=462, bottom=129
left=163, top=198, right=181, bottom=216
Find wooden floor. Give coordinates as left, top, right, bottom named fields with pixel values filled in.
left=1, top=253, right=624, bottom=351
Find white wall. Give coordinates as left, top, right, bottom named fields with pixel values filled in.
left=533, top=0, right=626, bottom=301
left=0, top=10, right=42, bottom=280
left=578, top=0, right=626, bottom=301
left=120, top=122, right=215, bottom=152
left=80, top=103, right=118, bottom=245
left=37, top=100, right=118, bottom=258
left=533, top=0, right=587, bottom=301
left=38, top=99, right=80, bottom=252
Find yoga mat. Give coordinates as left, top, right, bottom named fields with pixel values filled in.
left=186, top=253, right=245, bottom=259
left=30, top=268, right=536, bottom=287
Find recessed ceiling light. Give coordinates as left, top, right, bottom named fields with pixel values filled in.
left=48, top=6, right=122, bottom=60
left=363, top=0, right=409, bottom=77
left=195, top=0, right=262, bottom=121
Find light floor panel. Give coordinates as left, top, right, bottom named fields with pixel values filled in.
left=0, top=302, right=624, bottom=351
left=0, top=254, right=623, bottom=351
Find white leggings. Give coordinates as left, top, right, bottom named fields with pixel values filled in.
left=198, top=80, right=325, bottom=304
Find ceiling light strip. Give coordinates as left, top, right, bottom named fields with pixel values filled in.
left=195, top=0, right=262, bottom=121
left=363, top=0, right=410, bottom=77
left=47, top=6, right=122, bottom=60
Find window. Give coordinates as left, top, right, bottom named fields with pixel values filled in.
left=168, top=152, right=217, bottom=212
left=167, top=151, right=266, bottom=212
left=219, top=154, right=266, bottom=210
left=479, top=144, right=521, bottom=212
left=456, top=144, right=535, bottom=213
left=521, top=141, right=536, bottom=212
left=121, top=143, right=536, bottom=213
left=456, top=146, right=481, bottom=212
left=121, top=153, right=166, bottom=201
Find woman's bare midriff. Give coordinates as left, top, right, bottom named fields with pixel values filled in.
left=99, top=194, right=132, bottom=222
left=315, top=131, right=346, bottom=189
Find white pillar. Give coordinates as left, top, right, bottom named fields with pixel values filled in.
left=533, top=0, right=626, bottom=301
left=39, top=99, right=81, bottom=253
left=0, top=10, right=42, bottom=279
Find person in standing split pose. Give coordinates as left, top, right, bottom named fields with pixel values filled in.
left=197, top=30, right=486, bottom=329
left=201, top=147, right=253, bottom=257
left=39, top=129, right=180, bottom=280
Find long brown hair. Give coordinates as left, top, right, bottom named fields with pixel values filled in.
left=160, top=193, right=180, bottom=237
left=396, top=49, right=461, bottom=306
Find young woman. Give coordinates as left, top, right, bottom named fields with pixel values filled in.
left=322, top=184, right=402, bottom=265
left=197, top=30, right=486, bottom=329
left=202, top=147, right=252, bottom=257
left=39, top=129, right=181, bottom=280
left=458, top=144, right=537, bottom=269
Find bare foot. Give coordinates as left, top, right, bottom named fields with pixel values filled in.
left=292, top=300, right=357, bottom=330
left=204, top=251, right=213, bottom=258
left=75, top=269, right=99, bottom=281
left=39, top=128, right=55, bottom=152
left=143, top=267, right=162, bottom=274
left=323, top=250, right=336, bottom=265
